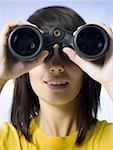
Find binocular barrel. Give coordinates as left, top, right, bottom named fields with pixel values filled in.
left=8, top=24, right=109, bottom=61
left=8, top=25, right=44, bottom=61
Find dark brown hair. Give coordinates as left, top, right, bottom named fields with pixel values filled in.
left=11, top=6, right=101, bottom=145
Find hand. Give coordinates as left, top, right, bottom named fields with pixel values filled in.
left=63, top=23, right=113, bottom=86
left=0, top=20, right=49, bottom=81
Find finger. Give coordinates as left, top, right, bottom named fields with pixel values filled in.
left=0, top=20, right=39, bottom=48
left=0, top=35, right=8, bottom=47
left=22, top=20, right=38, bottom=28
left=62, top=47, right=96, bottom=72
left=0, top=20, right=37, bottom=37
left=22, top=50, right=49, bottom=72
left=0, top=20, right=24, bottom=36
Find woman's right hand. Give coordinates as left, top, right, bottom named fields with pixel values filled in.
left=0, top=20, right=48, bottom=81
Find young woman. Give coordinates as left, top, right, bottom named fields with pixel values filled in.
left=0, top=6, right=113, bottom=150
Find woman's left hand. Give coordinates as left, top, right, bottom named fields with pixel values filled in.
left=63, top=23, right=113, bottom=98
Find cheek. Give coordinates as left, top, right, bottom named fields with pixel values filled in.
left=69, top=65, right=84, bottom=94
left=70, top=69, right=83, bottom=94
left=29, top=65, right=44, bottom=95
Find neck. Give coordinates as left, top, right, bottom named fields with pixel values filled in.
left=36, top=99, right=78, bottom=136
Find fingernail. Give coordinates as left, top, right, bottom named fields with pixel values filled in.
left=62, top=48, right=69, bottom=53
left=41, top=51, right=49, bottom=61
left=63, top=48, right=77, bottom=60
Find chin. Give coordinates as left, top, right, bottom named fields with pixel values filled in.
left=39, top=94, right=77, bottom=106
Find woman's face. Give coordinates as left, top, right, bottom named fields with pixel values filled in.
left=29, top=44, right=84, bottom=106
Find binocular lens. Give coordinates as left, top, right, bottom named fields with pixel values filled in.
left=10, top=28, right=40, bottom=56
left=8, top=25, right=43, bottom=60
left=75, top=25, right=109, bottom=60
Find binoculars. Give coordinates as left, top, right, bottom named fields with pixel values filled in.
left=8, top=24, right=109, bottom=61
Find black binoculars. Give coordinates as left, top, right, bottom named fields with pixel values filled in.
left=8, top=24, right=109, bottom=61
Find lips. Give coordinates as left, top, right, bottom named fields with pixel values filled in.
left=44, top=80, right=69, bottom=89
left=44, top=81, right=68, bottom=85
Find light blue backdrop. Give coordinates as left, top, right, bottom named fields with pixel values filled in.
left=0, top=0, right=113, bottom=125
left=0, top=0, right=113, bottom=29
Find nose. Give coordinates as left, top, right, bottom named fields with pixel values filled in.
left=48, top=44, right=64, bottom=73
left=49, top=66, right=64, bottom=73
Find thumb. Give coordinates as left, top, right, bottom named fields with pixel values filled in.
left=63, top=47, right=94, bottom=72
left=34, top=50, right=49, bottom=64
left=23, top=50, right=49, bottom=71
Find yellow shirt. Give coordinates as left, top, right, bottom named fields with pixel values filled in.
left=0, top=118, right=113, bottom=150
